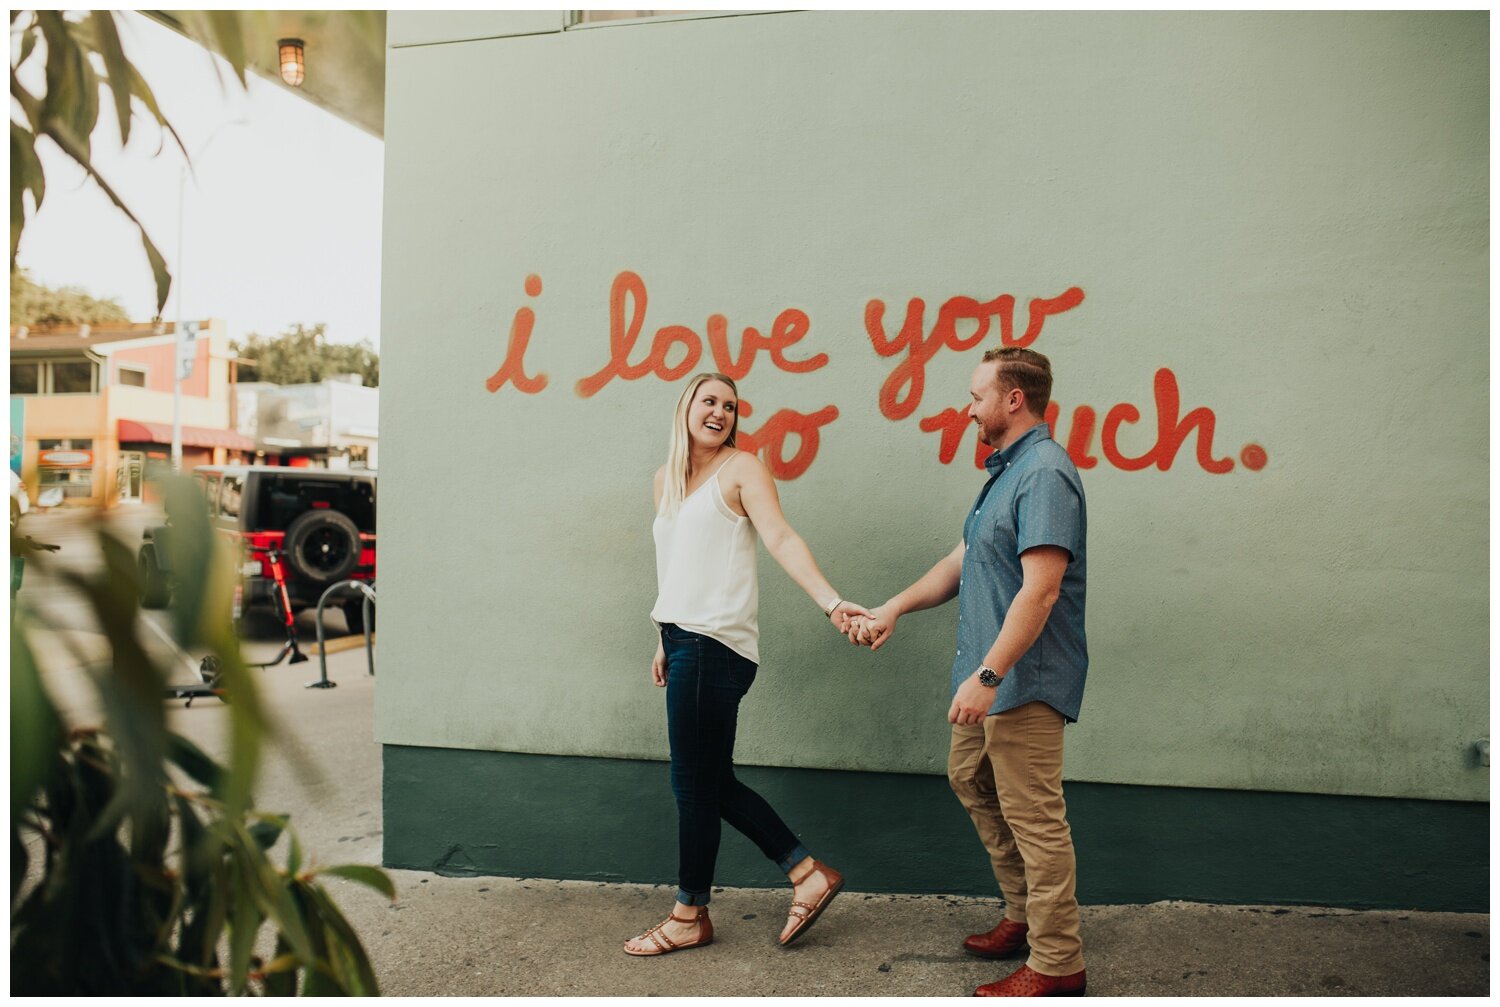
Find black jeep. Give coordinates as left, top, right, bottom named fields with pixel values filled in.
left=138, top=465, right=376, bottom=633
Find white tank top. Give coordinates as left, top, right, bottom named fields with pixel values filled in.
left=651, top=454, right=759, bottom=664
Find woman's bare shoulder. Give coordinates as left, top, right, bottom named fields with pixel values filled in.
left=722, top=448, right=769, bottom=486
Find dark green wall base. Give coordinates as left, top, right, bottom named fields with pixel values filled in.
left=382, top=745, right=1488, bottom=913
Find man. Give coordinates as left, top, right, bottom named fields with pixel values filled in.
left=851, top=346, right=1088, bottom=997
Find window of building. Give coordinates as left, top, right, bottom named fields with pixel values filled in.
left=38, top=438, right=95, bottom=499
left=50, top=360, right=98, bottom=394
left=117, top=364, right=148, bottom=388
left=11, top=362, right=39, bottom=394
left=9, top=359, right=102, bottom=394
left=38, top=467, right=93, bottom=498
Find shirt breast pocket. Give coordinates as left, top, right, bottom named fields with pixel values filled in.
left=969, top=505, right=1019, bottom=567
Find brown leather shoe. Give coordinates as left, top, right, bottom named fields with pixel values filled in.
left=963, top=918, right=1029, bottom=959
left=974, top=964, right=1086, bottom=997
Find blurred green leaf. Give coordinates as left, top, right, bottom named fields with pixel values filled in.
left=166, top=733, right=224, bottom=795
left=33, top=113, right=173, bottom=315
left=286, top=830, right=303, bottom=878
left=314, top=863, right=397, bottom=901
left=195, top=857, right=232, bottom=971
left=308, top=883, right=381, bottom=995
left=9, top=621, right=60, bottom=823
left=38, top=12, right=95, bottom=164
left=205, top=11, right=249, bottom=86
left=248, top=813, right=286, bottom=851
left=160, top=477, right=217, bottom=647
left=262, top=940, right=298, bottom=996
left=87, top=11, right=134, bottom=144
left=211, top=640, right=267, bottom=818
left=265, top=866, right=316, bottom=966
left=16, top=14, right=38, bottom=66
left=123, top=61, right=188, bottom=161
left=227, top=856, right=261, bottom=995
left=60, top=533, right=170, bottom=840
left=72, top=38, right=102, bottom=154
left=11, top=77, right=43, bottom=131
left=10, top=123, right=46, bottom=270
left=232, top=823, right=316, bottom=965
left=291, top=881, right=342, bottom=996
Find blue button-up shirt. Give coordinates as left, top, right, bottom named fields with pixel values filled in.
left=951, top=422, right=1089, bottom=722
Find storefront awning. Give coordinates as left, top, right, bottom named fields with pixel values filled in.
left=118, top=419, right=255, bottom=452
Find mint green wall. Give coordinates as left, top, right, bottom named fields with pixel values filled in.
left=377, top=12, right=1488, bottom=802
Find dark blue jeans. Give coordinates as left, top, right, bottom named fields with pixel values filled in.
left=661, top=623, right=810, bottom=906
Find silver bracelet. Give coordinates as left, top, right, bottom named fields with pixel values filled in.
left=823, top=596, right=842, bottom=617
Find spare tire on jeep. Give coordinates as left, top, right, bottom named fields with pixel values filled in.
left=284, top=509, right=361, bottom=585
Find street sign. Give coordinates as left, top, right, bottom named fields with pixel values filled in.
left=177, top=320, right=200, bottom=380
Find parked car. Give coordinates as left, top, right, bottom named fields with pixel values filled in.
left=139, top=465, right=376, bottom=633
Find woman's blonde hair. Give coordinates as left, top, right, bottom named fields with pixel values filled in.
left=660, top=372, right=739, bottom=516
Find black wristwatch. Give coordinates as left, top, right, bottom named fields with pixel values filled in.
left=976, top=665, right=1001, bottom=688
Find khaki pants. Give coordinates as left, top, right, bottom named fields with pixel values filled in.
left=948, top=701, right=1084, bottom=976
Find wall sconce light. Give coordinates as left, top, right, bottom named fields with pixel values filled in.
left=278, top=38, right=305, bottom=87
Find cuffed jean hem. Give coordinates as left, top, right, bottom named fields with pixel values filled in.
left=676, top=888, right=712, bottom=907
left=776, top=843, right=813, bottom=875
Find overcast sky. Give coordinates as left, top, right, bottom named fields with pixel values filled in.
left=14, top=12, right=384, bottom=348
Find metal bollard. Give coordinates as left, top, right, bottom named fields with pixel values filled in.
left=356, top=581, right=376, bottom=678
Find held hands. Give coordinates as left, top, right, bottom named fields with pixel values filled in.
left=828, top=599, right=873, bottom=633
left=844, top=604, right=897, bottom=651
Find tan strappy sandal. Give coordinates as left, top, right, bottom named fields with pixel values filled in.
left=623, top=906, right=714, bottom=957
left=779, top=860, right=845, bottom=946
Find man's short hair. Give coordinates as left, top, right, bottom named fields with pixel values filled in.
left=982, top=347, right=1053, bottom=416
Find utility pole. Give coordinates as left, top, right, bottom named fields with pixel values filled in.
left=172, top=162, right=186, bottom=471
left=170, top=120, right=247, bottom=471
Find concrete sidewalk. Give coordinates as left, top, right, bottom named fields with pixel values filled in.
left=144, top=648, right=1486, bottom=997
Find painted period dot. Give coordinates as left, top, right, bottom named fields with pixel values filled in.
left=524, top=274, right=542, bottom=297
left=1241, top=443, right=1268, bottom=471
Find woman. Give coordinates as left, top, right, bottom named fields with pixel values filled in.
left=624, top=372, right=867, bottom=956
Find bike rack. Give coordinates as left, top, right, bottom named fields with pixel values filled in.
left=307, top=579, right=376, bottom=689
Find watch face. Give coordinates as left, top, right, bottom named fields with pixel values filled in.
left=978, top=668, right=1000, bottom=687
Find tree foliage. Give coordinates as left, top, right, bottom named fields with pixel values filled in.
left=10, top=268, right=130, bottom=326
left=232, top=324, right=379, bottom=387
left=10, top=11, right=383, bottom=322
left=10, top=10, right=203, bottom=316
